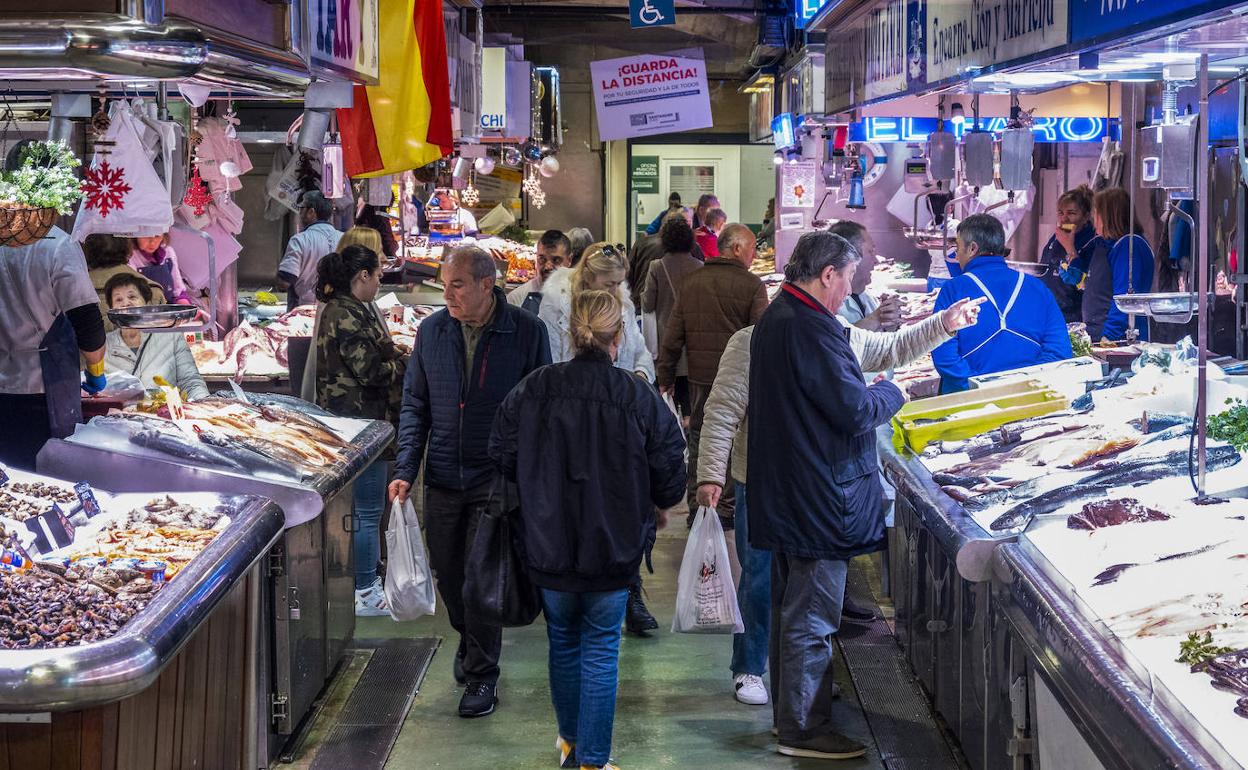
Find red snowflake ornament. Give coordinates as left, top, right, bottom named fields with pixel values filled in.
left=182, top=166, right=212, bottom=216
left=81, top=160, right=132, bottom=218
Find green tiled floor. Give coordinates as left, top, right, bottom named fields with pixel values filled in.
left=360, top=529, right=887, bottom=769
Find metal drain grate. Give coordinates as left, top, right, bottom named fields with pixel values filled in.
left=840, top=570, right=964, bottom=770
left=308, top=637, right=440, bottom=770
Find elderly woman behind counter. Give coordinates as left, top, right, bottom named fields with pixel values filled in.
left=103, top=273, right=209, bottom=400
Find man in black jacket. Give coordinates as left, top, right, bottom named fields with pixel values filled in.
left=389, top=245, right=551, bottom=718
left=748, top=231, right=908, bottom=761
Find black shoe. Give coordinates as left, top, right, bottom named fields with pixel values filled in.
left=452, top=652, right=466, bottom=685
left=458, top=681, right=498, bottom=718
left=841, top=595, right=878, bottom=626
left=777, top=731, right=868, bottom=760
left=625, top=581, right=659, bottom=636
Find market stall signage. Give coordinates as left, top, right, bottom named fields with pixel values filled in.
left=307, top=0, right=380, bottom=83
left=480, top=48, right=509, bottom=131
left=630, top=0, right=676, bottom=28
left=866, top=0, right=925, bottom=99
left=926, top=0, right=1068, bottom=83
left=590, top=52, right=714, bottom=141
left=853, top=115, right=1118, bottom=142
left=631, top=155, right=660, bottom=193
left=796, top=0, right=834, bottom=28
left=780, top=160, right=819, bottom=209
left=1069, top=0, right=1241, bottom=43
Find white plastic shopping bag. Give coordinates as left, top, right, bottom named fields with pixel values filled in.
left=384, top=498, right=437, bottom=621
left=72, top=102, right=174, bottom=240
left=672, top=506, right=743, bottom=634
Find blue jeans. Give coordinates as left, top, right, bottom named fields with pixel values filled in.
left=541, top=588, right=629, bottom=767
left=731, top=482, right=771, bottom=677
left=353, top=459, right=389, bottom=590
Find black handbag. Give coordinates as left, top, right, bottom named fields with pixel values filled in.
left=464, top=478, right=542, bottom=628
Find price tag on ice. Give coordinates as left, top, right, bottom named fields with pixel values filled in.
left=23, top=503, right=76, bottom=555
left=74, top=482, right=102, bottom=519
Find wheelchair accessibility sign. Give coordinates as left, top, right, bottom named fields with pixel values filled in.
left=630, top=0, right=675, bottom=28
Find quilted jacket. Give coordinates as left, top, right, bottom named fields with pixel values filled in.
left=697, top=310, right=951, bottom=489
left=656, top=258, right=768, bottom=387
left=394, top=287, right=551, bottom=490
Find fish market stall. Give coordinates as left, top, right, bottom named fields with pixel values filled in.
left=36, top=395, right=394, bottom=765
left=0, top=466, right=283, bottom=770
left=879, top=351, right=1248, bottom=770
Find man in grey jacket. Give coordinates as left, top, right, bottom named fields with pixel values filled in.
left=695, top=281, right=982, bottom=717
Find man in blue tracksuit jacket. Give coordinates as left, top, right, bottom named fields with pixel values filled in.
left=932, top=214, right=1073, bottom=393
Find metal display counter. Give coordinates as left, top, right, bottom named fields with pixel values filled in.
left=879, top=430, right=1246, bottom=770
left=0, top=492, right=283, bottom=769
left=35, top=413, right=395, bottom=767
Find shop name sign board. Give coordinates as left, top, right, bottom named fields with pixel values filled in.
left=1069, top=0, right=1240, bottom=43
left=590, top=52, right=714, bottom=141
left=307, top=0, right=379, bottom=82
left=926, top=0, right=1067, bottom=83
left=865, top=0, right=927, bottom=99
left=852, top=115, right=1119, bottom=142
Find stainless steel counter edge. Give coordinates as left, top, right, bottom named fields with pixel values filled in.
left=992, top=543, right=1241, bottom=770
left=877, top=427, right=1011, bottom=582
left=40, top=419, right=394, bottom=529
left=0, top=495, right=284, bottom=713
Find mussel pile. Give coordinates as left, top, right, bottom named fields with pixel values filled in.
left=0, top=566, right=158, bottom=649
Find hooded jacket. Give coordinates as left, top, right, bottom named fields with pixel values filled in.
left=490, top=348, right=686, bottom=592
left=394, top=287, right=551, bottom=490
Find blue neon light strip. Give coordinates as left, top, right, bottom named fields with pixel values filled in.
left=795, top=0, right=830, bottom=28
left=850, top=117, right=1121, bottom=143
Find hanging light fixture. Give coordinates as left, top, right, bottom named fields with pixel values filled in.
left=461, top=170, right=481, bottom=207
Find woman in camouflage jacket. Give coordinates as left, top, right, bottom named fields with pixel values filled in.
left=314, top=244, right=407, bottom=616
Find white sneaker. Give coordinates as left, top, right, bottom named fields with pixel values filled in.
left=734, top=674, right=769, bottom=705
left=355, top=579, right=389, bottom=617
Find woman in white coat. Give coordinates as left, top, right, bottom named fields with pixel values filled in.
left=538, top=242, right=655, bottom=383
left=103, top=273, right=209, bottom=400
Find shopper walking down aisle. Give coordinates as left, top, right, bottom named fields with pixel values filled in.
left=508, top=229, right=572, bottom=314
left=314, top=245, right=407, bottom=617
left=0, top=227, right=107, bottom=470
left=693, top=193, right=720, bottom=230
left=628, top=209, right=700, bottom=307
left=490, top=290, right=686, bottom=770
left=389, top=245, right=551, bottom=718
left=749, top=231, right=909, bottom=761
left=698, top=283, right=983, bottom=710
left=277, top=191, right=344, bottom=310
left=568, top=228, right=595, bottom=266
left=539, top=243, right=657, bottom=636
left=644, top=191, right=683, bottom=235
left=640, top=216, right=702, bottom=412
left=657, top=223, right=767, bottom=528
left=540, top=243, right=654, bottom=381
left=694, top=208, right=728, bottom=259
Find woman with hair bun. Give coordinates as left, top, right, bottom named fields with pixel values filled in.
left=490, top=290, right=686, bottom=770
left=314, top=244, right=407, bottom=616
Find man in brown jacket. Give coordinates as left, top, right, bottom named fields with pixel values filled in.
left=657, top=222, right=768, bottom=526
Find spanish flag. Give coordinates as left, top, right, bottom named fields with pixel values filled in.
left=338, top=0, right=453, bottom=178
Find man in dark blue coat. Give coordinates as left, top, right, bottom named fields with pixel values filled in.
left=748, top=231, right=908, bottom=761
left=389, top=245, right=551, bottom=718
